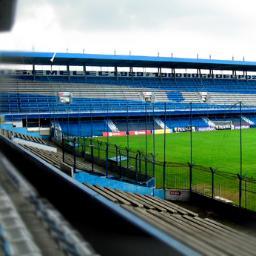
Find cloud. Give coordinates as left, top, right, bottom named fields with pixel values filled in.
left=1, top=0, right=256, bottom=60
left=43, top=0, right=252, bottom=37
left=38, top=0, right=230, bottom=32
left=13, top=0, right=246, bottom=33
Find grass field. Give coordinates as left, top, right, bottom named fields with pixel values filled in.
left=101, top=128, right=256, bottom=178
left=77, top=128, right=256, bottom=210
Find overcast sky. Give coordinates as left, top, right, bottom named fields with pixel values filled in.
left=1, top=0, right=256, bottom=60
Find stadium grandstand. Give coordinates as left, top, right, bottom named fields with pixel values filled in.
left=2, top=50, right=256, bottom=255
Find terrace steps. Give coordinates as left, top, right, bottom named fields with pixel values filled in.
left=84, top=184, right=256, bottom=256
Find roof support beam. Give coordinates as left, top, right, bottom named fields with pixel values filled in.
left=67, top=65, right=70, bottom=81
left=2, top=51, right=256, bottom=72
left=129, top=67, right=134, bottom=80
left=172, top=68, right=176, bottom=82
left=32, top=64, right=35, bottom=81
left=83, top=65, right=87, bottom=81
left=115, top=66, right=118, bottom=80
left=158, top=67, right=162, bottom=80
left=209, top=69, right=213, bottom=79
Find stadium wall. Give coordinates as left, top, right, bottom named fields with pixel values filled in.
left=0, top=123, right=43, bottom=137
left=74, top=172, right=164, bottom=199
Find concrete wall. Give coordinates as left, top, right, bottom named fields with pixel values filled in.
left=0, top=124, right=42, bottom=137
left=75, top=172, right=165, bottom=199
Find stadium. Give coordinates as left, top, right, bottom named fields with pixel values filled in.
left=2, top=0, right=256, bottom=255
left=1, top=49, right=256, bottom=255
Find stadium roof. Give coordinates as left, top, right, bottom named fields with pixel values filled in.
left=1, top=50, right=256, bottom=71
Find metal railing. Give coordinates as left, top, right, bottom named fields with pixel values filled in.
left=61, top=133, right=256, bottom=212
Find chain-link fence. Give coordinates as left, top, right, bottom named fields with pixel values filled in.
left=58, top=131, right=256, bottom=212
left=61, top=135, right=155, bottom=184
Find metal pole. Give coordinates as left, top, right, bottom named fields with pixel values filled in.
left=84, top=137, right=87, bottom=160
left=135, top=152, right=139, bottom=183
left=67, top=107, right=70, bottom=136
left=126, top=103, right=129, bottom=170
left=239, top=101, right=242, bottom=207
left=78, top=107, right=81, bottom=137
left=106, top=102, right=109, bottom=177
left=82, top=137, right=85, bottom=157
left=139, top=151, right=142, bottom=178
left=90, top=104, right=94, bottom=172
left=90, top=103, right=93, bottom=138
left=126, top=103, right=129, bottom=149
left=189, top=163, right=192, bottom=192
left=190, top=102, right=193, bottom=166
left=152, top=103, right=156, bottom=179
left=239, top=101, right=242, bottom=177
left=164, top=103, right=167, bottom=164
left=106, top=142, right=109, bottom=176
left=163, top=103, right=167, bottom=189
left=145, top=103, right=148, bottom=176
left=239, top=174, right=242, bottom=208
left=211, top=167, right=214, bottom=199
left=152, top=103, right=156, bottom=158
left=91, top=138, right=94, bottom=172
left=189, top=102, right=193, bottom=193
left=119, top=149, right=122, bottom=179
left=73, top=137, right=76, bottom=173
left=62, top=132, right=65, bottom=162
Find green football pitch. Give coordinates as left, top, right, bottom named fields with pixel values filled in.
left=100, top=128, right=256, bottom=178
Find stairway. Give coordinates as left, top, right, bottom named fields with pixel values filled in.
left=154, top=118, right=167, bottom=129
left=242, top=116, right=254, bottom=125
left=107, top=120, right=119, bottom=132
left=203, top=117, right=215, bottom=127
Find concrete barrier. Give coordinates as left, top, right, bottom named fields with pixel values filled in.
left=13, top=138, right=57, bottom=153
left=60, top=162, right=74, bottom=177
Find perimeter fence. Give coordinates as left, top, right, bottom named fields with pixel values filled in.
left=60, top=133, right=256, bottom=212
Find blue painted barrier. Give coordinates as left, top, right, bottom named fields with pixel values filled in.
left=74, top=172, right=164, bottom=199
